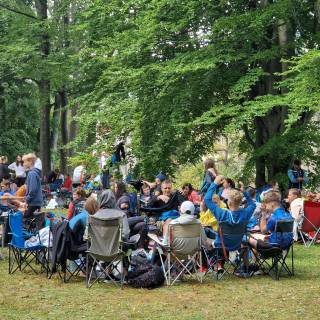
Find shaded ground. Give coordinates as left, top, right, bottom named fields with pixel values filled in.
left=0, top=245, right=319, bottom=319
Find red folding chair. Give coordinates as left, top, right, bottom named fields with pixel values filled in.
left=299, top=201, right=320, bottom=247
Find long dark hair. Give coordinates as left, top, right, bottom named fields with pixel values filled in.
left=16, top=155, right=23, bottom=166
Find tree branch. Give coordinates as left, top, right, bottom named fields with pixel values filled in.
left=242, top=124, right=255, bottom=147
left=0, top=3, right=38, bottom=20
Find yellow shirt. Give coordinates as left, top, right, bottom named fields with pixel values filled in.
left=200, top=209, right=218, bottom=231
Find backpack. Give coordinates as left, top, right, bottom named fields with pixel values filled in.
left=128, top=264, right=165, bottom=289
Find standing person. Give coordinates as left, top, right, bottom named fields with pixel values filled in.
left=99, top=151, right=107, bottom=170
left=22, top=153, right=43, bottom=221
left=72, top=164, right=85, bottom=188
left=0, top=156, right=10, bottom=182
left=200, top=158, right=218, bottom=197
left=8, top=155, right=26, bottom=187
left=288, top=159, right=308, bottom=190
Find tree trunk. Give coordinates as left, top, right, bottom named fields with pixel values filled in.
left=35, top=0, right=51, bottom=176
left=59, top=89, right=68, bottom=174
left=51, top=93, right=60, bottom=152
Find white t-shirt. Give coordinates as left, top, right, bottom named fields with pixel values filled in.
left=73, top=165, right=84, bottom=184
left=290, top=198, right=304, bottom=221
left=8, top=162, right=26, bottom=178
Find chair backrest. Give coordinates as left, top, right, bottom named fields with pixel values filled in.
left=301, top=201, right=320, bottom=233
left=8, top=211, right=25, bottom=248
left=219, top=221, right=247, bottom=251
left=88, top=215, right=122, bottom=259
left=275, top=219, right=294, bottom=233
left=169, top=223, right=201, bottom=256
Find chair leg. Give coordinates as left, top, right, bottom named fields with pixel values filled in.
left=168, top=252, right=171, bottom=286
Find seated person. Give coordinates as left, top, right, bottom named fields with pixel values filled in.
left=61, top=174, right=72, bottom=193
left=204, top=175, right=256, bottom=270
left=139, top=183, right=154, bottom=208
left=114, top=181, right=131, bottom=214
left=286, top=188, right=303, bottom=241
left=67, top=189, right=87, bottom=220
left=218, top=178, right=235, bottom=203
left=146, top=180, right=184, bottom=220
left=259, top=180, right=279, bottom=202
left=181, top=183, right=200, bottom=205
left=94, top=189, right=130, bottom=240
left=199, top=197, right=222, bottom=239
left=69, top=196, right=98, bottom=243
left=162, top=201, right=207, bottom=246
left=246, top=188, right=263, bottom=232
left=0, top=181, right=16, bottom=209
left=249, top=191, right=294, bottom=250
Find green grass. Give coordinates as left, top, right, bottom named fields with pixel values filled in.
left=0, top=245, right=320, bottom=320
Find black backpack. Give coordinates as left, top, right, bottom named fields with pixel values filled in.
left=128, top=264, right=165, bottom=289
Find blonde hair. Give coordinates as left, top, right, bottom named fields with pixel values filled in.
left=22, top=153, right=37, bottom=164
left=228, top=189, right=243, bottom=207
left=263, top=191, right=281, bottom=204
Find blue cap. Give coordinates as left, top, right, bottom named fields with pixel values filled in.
left=155, top=174, right=166, bottom=182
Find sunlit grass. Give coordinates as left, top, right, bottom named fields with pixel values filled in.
left=0, top=245, right=320, bottom=319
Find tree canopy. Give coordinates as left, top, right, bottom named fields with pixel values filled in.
left=0, top=0, right=319, bottom=188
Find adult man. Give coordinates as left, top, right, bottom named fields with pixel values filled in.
left=72, top=164, right=85, bottom=188
left=147, top=180, right=184, bottom=218
left=22, top=153, right=43, bottom=220
left=288, top=159, right=308, bottom=190
left=287, top=188, right=304, bottom=241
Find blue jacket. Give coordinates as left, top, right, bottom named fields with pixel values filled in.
left=267, top=208, right=293, bottom=249
left=25, top=168, right=43, bottom=207
left=200, top=170, right=215, bottom=195
left=69, top=210, right=88, bottom=231
left=204, top=183, right=256, bottom=250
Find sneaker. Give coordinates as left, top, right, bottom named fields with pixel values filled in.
left=199, top=266, right=208, bottom=273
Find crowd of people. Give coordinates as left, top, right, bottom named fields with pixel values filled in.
left=0, top=151, right=320, bottom=280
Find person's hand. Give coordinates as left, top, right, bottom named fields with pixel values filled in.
left=120, top=203, right=129, bottom=210
left=158, top=195, right=170, bottom=203
left=297, top=177, right=303, bottom=182
left=214, top=175, right=224, bottom=186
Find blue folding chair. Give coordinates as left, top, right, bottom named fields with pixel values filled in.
left=8, top=211, right=48, bottom=275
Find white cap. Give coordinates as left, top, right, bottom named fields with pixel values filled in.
left=180, top=201, right=195, bottom=215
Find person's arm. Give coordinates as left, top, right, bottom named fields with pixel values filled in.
left=67, top=202, right=74, bottom=220
left=204, top=179, right=227, bottom=221
left=287, top=169, right=297, bottom=183
left=25, top=173, right=37, bottom=204
left=243, top=191, right=256, bottom=217
left=8, top=162, right=16, bottom=171
left=260, top=214, right=269, bottom=234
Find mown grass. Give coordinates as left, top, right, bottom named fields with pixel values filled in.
left=0, top=245, right=320, bottom=320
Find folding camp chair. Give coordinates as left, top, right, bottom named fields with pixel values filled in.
left=8, top=211, right=48, bottom=275
left=48, top=220, right=87, bottom=283
left=86, top=215, right=127, bottom=289
left=203, top=221, right=249, bottom=280
left=150, top=223, right=203, bottom=286
left=299, top=201, right=320, bottom=247
left=252, top=219, right=294, bottom=280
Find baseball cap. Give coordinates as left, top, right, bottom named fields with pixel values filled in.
left=180, top=201, right=195, bottom=215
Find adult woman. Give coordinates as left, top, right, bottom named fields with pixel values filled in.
left=8, top=155, right=26, bottom=187
left=200, top=158, right=218, bottom=196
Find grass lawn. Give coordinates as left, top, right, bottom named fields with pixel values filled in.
left=0, top=245, right=320, bottom=320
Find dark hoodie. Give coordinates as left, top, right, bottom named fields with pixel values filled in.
left=94, top=190, right=130, bottom=238
left=25, top=167, right=43, bottom=206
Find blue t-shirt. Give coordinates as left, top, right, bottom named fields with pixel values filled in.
left=69, top=210, right=88, bottom=231
left=267, top=208, right=293, bottom=248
